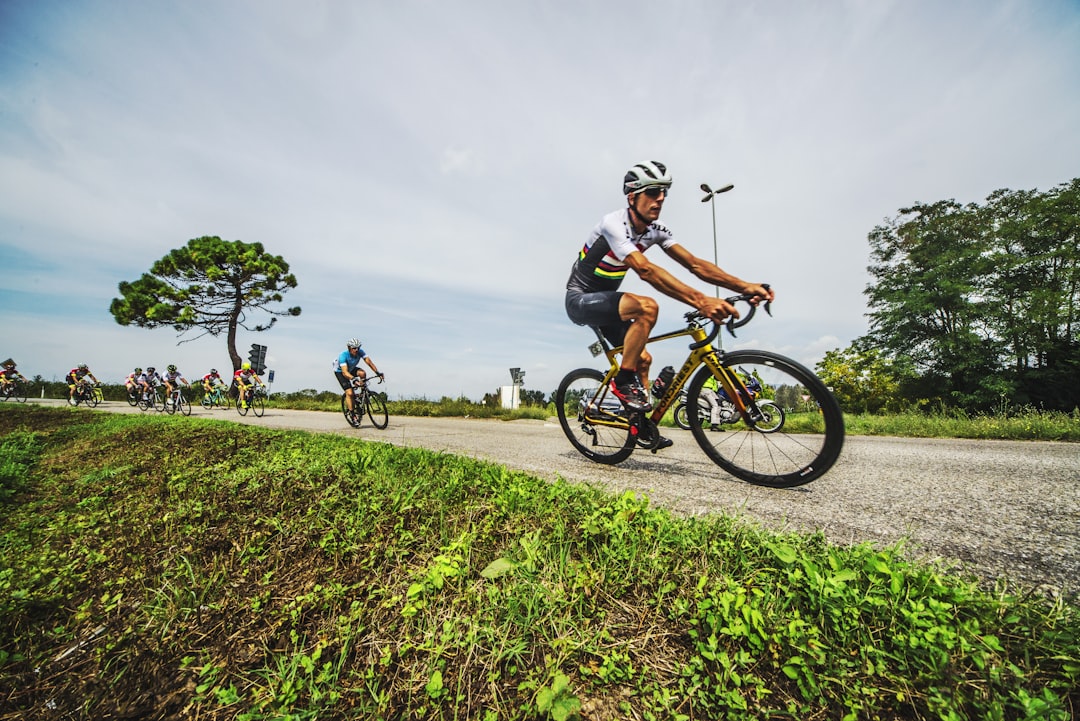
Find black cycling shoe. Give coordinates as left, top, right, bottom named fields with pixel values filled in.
left=610, top=378, right=652, bottom=412
left=655, top=436, right=673, bottom=450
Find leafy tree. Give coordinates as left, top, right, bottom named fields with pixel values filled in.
left=864, top=199, right=1004, bottom=404
left=815, top=342, right=912, bottom=413
left=858, top=179, right=1080, bottom=411
left=110, top=236, right=300, bottom=370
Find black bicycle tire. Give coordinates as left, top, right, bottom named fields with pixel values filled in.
left=14, top=384, right=27, bottom=403
left=555, top=368, right=636, bottom=465
left=340, top=393, right=361, bottom=427
left=673, top=402, right=690, bottom=430
left=127, top=392, right=138, bottom=407
left=687, top=352, right=844, bottom=487
left=164, top=393, right=177, bottom=415
left=236, top=395, right=249, bottom=416
left=252, top=394, right=265, bottom=417
left=179, top=394, right=192, bottom=416
left=366, top=391, right=389, bottom=429
left=753, top=400, right=785, bottom=433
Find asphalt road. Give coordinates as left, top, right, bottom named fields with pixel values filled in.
left=27, top=399, right=1080, bottom=598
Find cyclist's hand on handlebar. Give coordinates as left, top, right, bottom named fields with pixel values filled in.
left=743, top=283, right=774, bottom=305
left=697, top=296, right=739, bottom=324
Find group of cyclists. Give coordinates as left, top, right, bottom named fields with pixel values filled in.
left=121, top=363, right=266, bottom=408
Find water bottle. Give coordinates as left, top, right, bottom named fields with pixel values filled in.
left=651, top=366, right=675, bottom=398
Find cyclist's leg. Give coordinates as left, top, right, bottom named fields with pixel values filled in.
left=335, top=372, right=353, bottom=411
left=616, top=293, right=658, bottom=377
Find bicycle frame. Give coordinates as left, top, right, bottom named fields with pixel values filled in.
left=585, top=317, right=759, bottom=430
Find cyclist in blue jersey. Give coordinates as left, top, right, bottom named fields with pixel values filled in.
left=565, top=160, right=773, bottom=421
left=335, top=338, right=383, bottom=415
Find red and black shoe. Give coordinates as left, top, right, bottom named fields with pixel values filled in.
left=610, top=377, right=652, bottom=412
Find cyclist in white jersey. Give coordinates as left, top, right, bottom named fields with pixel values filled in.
left=565, top=160, right=773, bottom=418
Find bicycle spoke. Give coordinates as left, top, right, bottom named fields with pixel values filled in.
left=688, top=352, right=843, bottom=487
left=556, top=368, right=635, bottom=464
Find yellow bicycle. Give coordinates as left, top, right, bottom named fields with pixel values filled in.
left=555, top=291, right=844, bottom=487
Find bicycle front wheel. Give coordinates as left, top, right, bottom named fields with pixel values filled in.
left=555, top=368, right=635, bottom=465
left=366, top=391, right=389, bottom=429
left=178, top=394, right=191, bottom=416
left=687, top=352, right=844, bottom=487
left=251, top=394, right=265, bottom=417
left=127, top=391, right=138, bottom=407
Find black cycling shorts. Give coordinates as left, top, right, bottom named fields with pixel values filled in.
left=565, top=290, right=629, bottom=348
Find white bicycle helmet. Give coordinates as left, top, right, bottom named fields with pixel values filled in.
left=622, top=160, right=672, bottom=195
left=347, top=338, right=361, bottom=349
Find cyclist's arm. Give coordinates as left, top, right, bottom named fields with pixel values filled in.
left=624, top=250, right=739, bottom=320
left=363, top=357, right=381, bottom=376
left=663, top=244, right=774, bottom=304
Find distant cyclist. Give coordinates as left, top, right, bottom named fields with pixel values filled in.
left=161, top=365, right=189, bottom=405
left=335, top=338, right=383, bottom=415
left=202, top=368, right=225, bottom=394
left=233, top=362, right=265, bottom=408
left=124, top=368, right=144, bottom=397
left=1, top=358, right=26, bottom=393
left=66, top=363, right=99, bottom=402
left=141, top=366, right=162, bottom=401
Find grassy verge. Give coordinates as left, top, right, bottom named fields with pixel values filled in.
left=1, top=405, right=1077, bottom=720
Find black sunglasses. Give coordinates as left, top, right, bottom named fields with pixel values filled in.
left=640, top=186, right=669, bottom=198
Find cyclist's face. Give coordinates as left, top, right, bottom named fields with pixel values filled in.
left=631, top=188, right=665, bottom=221
left=348, top=347, right=359, bottom=355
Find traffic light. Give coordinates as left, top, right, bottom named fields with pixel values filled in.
left=248, top=344, right=268, bottom=374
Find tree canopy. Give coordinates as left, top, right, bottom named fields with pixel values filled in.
left=110, top=236, right=301, bottom=370
left=833, top=178, right=1080, bottom=412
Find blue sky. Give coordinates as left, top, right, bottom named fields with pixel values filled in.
left=2, top=0, right=1078, bottom=399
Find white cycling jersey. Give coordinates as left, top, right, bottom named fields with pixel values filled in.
left=566, top=208, right=676, bottom=294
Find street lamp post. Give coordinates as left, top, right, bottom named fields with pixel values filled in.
left=700, top=182, right=735, bottom=297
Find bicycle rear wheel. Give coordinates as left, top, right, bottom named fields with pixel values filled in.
left=127, top=391, right=138, bottom=407
left=555, top=368, right=635, bottom=465
left=366, top=391, right=389, bottom=429
left=341, top=393, right=362, bottom=427
left=236, top=394, right=249, bottom=416
left=686, top=352, right=844, bottom=487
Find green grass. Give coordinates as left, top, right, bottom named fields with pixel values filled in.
left=1, top=405, right=1077, bottom=719
left=841, top=408, right=1080, bottom=441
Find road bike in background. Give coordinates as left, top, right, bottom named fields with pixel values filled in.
left=68, top=382, right=102, bottom=408
left=342, top=375, right=388, bottom=429
left=555, top=289, right=844, bottom=488
left=163, top=385, right=192, bottom=416
left=137, top=386, right=163, bottom=412
left=0, top=379, right=27, bottom=403
left=236, top=384, right=267, bottom=418
left=201, top=384, right=229, bottom=410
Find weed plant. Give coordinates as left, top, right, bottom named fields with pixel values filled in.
left=1, top=405, right=1077, bottom=720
